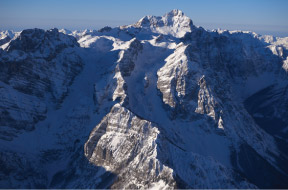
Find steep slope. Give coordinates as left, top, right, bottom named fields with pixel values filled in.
left=0, top=28, right=83, bottom=141
left=1, top=10, right=288, bottom=189
left=80, top=10, right=288, bottom=188
left=129, top=9, right=194, bottom=38
left=85, top=104, right=176, bottom=189
left=0, top=30, right=19, bottom=48
left=0, top=29, right=118, bottom=188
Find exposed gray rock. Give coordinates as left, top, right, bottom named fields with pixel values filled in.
left=1, top=10, right=288, bottom=189
left=85, top=103, right=176, bottom=189
left=0, top=28, right=83, bottom=140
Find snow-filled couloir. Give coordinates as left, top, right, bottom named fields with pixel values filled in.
left=1, top=10, right=288, bottom=189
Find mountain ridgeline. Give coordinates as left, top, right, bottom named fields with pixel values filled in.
left=0, top=10, right=288, bottom=189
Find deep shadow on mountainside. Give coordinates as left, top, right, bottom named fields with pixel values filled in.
left=1, top=9, right=288, bottom=189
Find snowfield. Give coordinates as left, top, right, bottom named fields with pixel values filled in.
left=0, top=9, right=288, bottom=189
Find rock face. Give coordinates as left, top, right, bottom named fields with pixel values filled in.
left=0, top=28, right=82, bottom=140
left=1, top=10, right=288, bottom=189
left=132, top=9, right=194, bottom=38
left=85, top=104, right=175, bottom=189
left=0, top=30, right=17, bottom=47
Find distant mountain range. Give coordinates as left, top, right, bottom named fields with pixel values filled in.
left=0, top=9, right=288, bottom=189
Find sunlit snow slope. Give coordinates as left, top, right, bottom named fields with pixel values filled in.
left=1, top=10, right=288, bottom=189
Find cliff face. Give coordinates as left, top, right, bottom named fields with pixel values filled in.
left=0, top=28, right=83, bottom=141
left=1, top=10, right=288, bottom=189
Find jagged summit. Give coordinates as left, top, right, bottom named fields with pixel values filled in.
left=1, top=10, right=288, bottom=189
left=0, top=30, right=18, bottom=47
left=130, top=9, right=194, bottom=38
left=166, top=9, right=184, bottom=16
left=59, top=28, right=72, bottom=35
left=163, top=9, right=188, bottom=22
left=5, top=28, right=79, bottom=58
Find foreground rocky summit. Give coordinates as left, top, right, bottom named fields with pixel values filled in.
left=1, top=10, right=288, bottom=189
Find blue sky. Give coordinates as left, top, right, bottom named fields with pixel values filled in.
left=1, top=0, right=288, bottom=36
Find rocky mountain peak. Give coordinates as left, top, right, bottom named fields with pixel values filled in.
left=165, top=9, right=185, bottom=18
left=134, top=9, right=194, bottom=38
left=1, top=10, right=288, bottom=189
left=5, top=28, right=79, bottom=58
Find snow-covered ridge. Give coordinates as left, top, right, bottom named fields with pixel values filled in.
left=0, top=30, right=20, bottom=49
left=85, top=103, right=176, bottom=189
left=1, top=10, right=288, bottom=189
left=128, top=9, right=194, bottom=38
left=0, top=28, right=83, bottom=141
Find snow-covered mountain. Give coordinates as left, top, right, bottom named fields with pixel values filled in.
left=1, top=10, right=288, bottom=189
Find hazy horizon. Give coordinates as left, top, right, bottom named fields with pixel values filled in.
left=1, top=0, right=288, bottom=37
